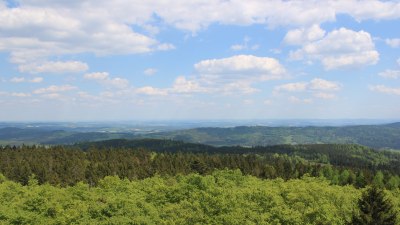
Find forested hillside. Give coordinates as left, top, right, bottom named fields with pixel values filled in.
left=1, top=141, right=399, bottom=188
left=0, top=140, right=399, bottom=224
left=144, top=123, right=400, bottom=149
left=0, top=127, right=134, bottom=146
left=1, top=122, right=400, bottom=150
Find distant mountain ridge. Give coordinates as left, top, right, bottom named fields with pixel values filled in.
left=0, top=122, right=400, bottom=150
left=142, top=122, right=400, bottom=150
left=0, top=127, right=134, bottom=145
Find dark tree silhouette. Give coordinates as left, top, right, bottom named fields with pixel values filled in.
left=351, top=186, right=398, bottom=225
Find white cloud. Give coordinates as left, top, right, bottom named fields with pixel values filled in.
left=194, top=55, right=286, bottom=81
left=220, top=81, right=260, bottom=94
left=189, top=55, right=286, bottom=94
left=19, top=61, right=89, bottom=74
left=10, top=77, right=43, bottom=83
left=84, top=72, right=109, bottom=80
left=18, top=0, right=400, bottom=30
left=11, top=92, right=31, bottom=97
left=275, top=78, right=341, bottom=100
left=378, top=70, right=400, bottom=79
left=370, top=85, right=400, bottom=95
left=0, top=4, right=172, bottom=68
left=33, top=85, right=77, bottom=94
left=333, top=1, right=400, bottom=21
left=314, top=92, right=336, bottom=99
left=136, top=86, right=168, bottom=96
left=106, top=78, right=130, bottom=89
left=385, top=38, right=400, bottom=48
left=30, top=77, right=43, bottom=83
left=275, top=78, right=341, bottom=93
left=1, top=0, right=399, bottom=70
left=230, top=37, right=259, bottom=51
left=144, top=68, right=157, bottom=76
left=284, top=24, right=325, bottom=45
left=290, top=28, right=379, bottom=70
left=10, top=77, right=25, bottom=83
left=289, top=96, right=312, bottom=104
left=308, top=78, right=341, bottom=91
left=398, top=58, right=400, bottom=66
left=171, top=76, right=204, bottom=94
left=131, top=55, right=284, bottom=96
left=230, top=44, right=246, bottom=51
left=84, top=72, right=129, bottom=89
left=275, top=82, right=308, bottom=92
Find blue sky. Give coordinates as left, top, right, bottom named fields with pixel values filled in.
left=0, top=0, right=399, bottom=121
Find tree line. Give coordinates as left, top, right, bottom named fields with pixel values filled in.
left=0, top=142, right=399, bottom=188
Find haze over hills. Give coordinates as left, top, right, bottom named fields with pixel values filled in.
left=144, top=122, right=400, bottom=149
left=1, top=121, right=400, bottom=150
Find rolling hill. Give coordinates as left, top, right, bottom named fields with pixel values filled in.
left=0, top=122, right=400, bottom=150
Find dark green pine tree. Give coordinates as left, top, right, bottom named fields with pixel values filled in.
left=351, top=186, right=398, bottom=225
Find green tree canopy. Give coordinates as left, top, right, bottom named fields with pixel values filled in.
left=351, top=186, right=398, bottom=225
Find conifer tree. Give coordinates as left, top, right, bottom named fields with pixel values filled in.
left=351, top=186, right=397, bottom=225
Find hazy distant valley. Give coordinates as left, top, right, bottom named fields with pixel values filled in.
left=1, top=120, right=400, bottom=150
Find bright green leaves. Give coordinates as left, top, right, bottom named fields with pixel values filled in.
left=1, top=171, right=397, bottom=224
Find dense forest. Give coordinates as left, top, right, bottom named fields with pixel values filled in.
left=0, top=170, right=398, bottom=224
left=0, top=140, right=399, bottom=188
left=0, top=139, right=399, bottom=224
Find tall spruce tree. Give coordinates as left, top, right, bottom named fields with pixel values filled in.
left=351, top=186, right=398, bottom=225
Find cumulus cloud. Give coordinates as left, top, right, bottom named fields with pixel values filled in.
left=275, top=78, right=341, bottom=92
left=13, top=0, right=400, bottom=31
left=190, top=55, right=287, bottom=94
left=290, top=28, right=379, bottom=70
left=19, top=61, right=88, bottom=74
left=284, top=24, right=325, bottom=45
left=134, top=55, right=285, bottom=96
left=275, top=78, right=341, bottom=100
left=1, top=0, right=398, bottom=69
left=386, top=38, right=400, bottom=48
left=0, top=3, right=172, bottom=68
left=194, top=55, right=286, bottom=81
left=84, top=72, right=129, bottom=89
left=136, top=86, right=168, bottom=96
left=33, top=85, right=77, bottom=94
left=370, top=85, right=400, bottom=95
left=378, top=70, right=400, bottom=79
left=171, top=76, right=205, bottom=94
left=106, top=78, right=130, bottom=89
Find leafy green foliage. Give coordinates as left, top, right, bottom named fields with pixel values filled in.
left=1, top=170, right=396, bottom=224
